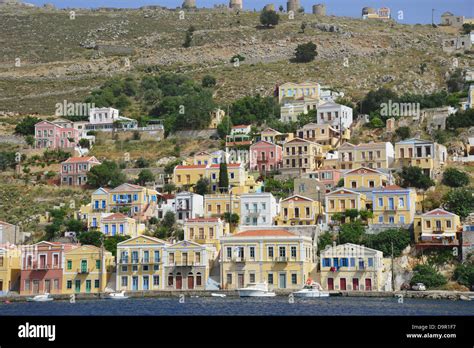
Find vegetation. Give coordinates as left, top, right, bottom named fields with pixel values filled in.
left=364, top=228, right=411, bottom=257
left=78, top=230, right=103, bottom=247
left=399, top=166, right=434, bottom=190
left=201, top=75, right=217, bottom=88
left=339, top=222, right=365, bottom=244
left=263, top=178, right=294, bottom=199
left=442, top=168, right=470, bottom=188
left=218, top=162, right=229, bottom=192
left=195, top=177, right=211, bottom=196
left=229, top=95, right=280, bottom=125
left=293, top=42, right=317, bottom=63
left=87, top=161, right=126, bottom=188
left=453, top=261, right=474, bottom=289
left=318, top=231, right=334, bottom=254
left=395, top=126, right=411, bottom=140
left=260, top=10, right=280, bottom=27
left=104, top=235, right=130, bottom=256
left=15, top=116, right=41, bottom=136
left=137, top=169, right=155, bottom=185
left=183, top=25, right=196, bottom=48
left=410, top=264, right=447, bottom=289
left=446, top=108, right=474, bottom=129
left=0, top=151, right=17, bottom=171
left=442, top=187, right=474, bottom=219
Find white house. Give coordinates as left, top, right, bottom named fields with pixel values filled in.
left=240, top=192, right=278, bottom=227
left=280, top=99, right=319, bottom=123
left=230, top=125, right=251, bottom=135
left=317, top=102, right=353, bottom=130
left=87, top=107, right=137, bottom=131
left=174, top=192, right=204, bottom=222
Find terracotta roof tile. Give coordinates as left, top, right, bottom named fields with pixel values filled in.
left=234, top=229, right=295, bottom=237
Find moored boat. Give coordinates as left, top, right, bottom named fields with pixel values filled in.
left=293, top=280, right=329, bottom=298
left=237, top=282, right=276, bottom=297
left=107, top=291, right=129, bottom=300
left=211, top=293, right=226, bottom=298
left=27, top=293, right=54, bottom=302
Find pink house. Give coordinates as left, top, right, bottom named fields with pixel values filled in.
left=35, top=120, right=80, bottom=149
left=250, top=140, right=282, bottom=174
left=305, top=166, right=343, bottom=192
left=20, top=241, right=77, bottom=295
left=60, top=156, right=101, bottom=186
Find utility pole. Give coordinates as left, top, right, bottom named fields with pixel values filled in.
left=432, top=9, right=435, bottom=26
left=391, top=240, right=395, bottom=292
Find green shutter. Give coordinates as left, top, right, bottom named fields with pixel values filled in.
left=67, top=260, right=72, bottom=270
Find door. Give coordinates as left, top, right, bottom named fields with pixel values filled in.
left=340, top=278, right=347, bottom=291
left=0, top=280, right=3, bottom=292
left=352, top=278, right=359, bottom=291
left=238, top=274, right=244, bottom=288
left=75, top=280, right=81, bottom=293
left=327, top=278, right=334, bottom=290
left=143, top=276, right=149, bottom=291
left=365, top=278, right=372, bottom=291
left=86, top=280, right=91, bottom=293
left=68, top=177, right=73, bottom=185
left=45, top=280, right=51, bottom=293
left=187, top=274, right=194, bottom=290
left=132, top=276, right=138, bottom=291
left=81, top=260, right=87, bottom=273
left=279, top=274, right=286, bottom=289
left=176, top=275, right=182, bottom=290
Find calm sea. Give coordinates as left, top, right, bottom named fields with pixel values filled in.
left=1, top=296, right=473, bottom=316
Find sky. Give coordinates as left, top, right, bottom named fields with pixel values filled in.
left=26, top=0, right=473, bottom=24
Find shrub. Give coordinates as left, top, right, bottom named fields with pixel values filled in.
left=294, top=42, right=317, bottom=63
left=410, top=264, right=447, bottom=288
left=442, top=168, right=470, bottom=188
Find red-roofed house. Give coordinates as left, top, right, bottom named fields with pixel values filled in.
left=60, top=156, right=101, bottom=186
left=219, top=228, right=316, bottom=289
left=184, top=217, right=228, bottom=251
left=35, top=120, right=80, bottom=150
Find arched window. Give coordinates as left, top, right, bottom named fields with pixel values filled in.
left=196, top=272, right=202, bottom=286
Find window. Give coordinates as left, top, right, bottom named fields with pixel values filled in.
left=322, top=258, right=331, bottom=267
left=249, top=247, right=255, bottom=259
left=268, top=273, right=274, bottom=284
left=268, top=246, right=274, bottom=258
left=226, top=273, right=232, bottom=285
left=67, top=260, right=72, bottom=270
left=350, top=258, right=355, bottom=267
left=291, top=246, right=297, bottom=258
left=122, top=266, right=128, bottom=272
left=341, top=258, right=349, bottom=267
left=446, top=220, right=452, bottom=228
left=291, top=274, right=297, bottom=285
left=279, top=246, right=286, bottom=257
left=67, top=280, right=72, bottom=289
left=226, top=247, right=232, bottom=259
left=96, top=260, right=100, bottom=269
left=368, top=258, right=374, bottom=267
left=153, top=275, right=160, bottom=286
left=143, top=265, right=149, bottom=271
left=378, top=198, right=384, bottom=207
left=95, top=279, right=100, bottom=288
left=399, top=197, right=404, bottom=208
left=378, top=215, right=384, bottom=223
left=249, top=273, right=256, bottom=283
left=121, top=276, right=128, bottom=287
left=426, top=220, right=431, bottom=228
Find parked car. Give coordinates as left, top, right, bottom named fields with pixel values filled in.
left=412, top=283, right=426, bottom=291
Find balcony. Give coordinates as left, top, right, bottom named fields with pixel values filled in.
left=384, top=206, right=397, bottom=212
left=257, top=158, right=269, bottom=164
left=232, top=257, right=246, bottom=263
left=77, top=268, right=90, bottom=274
left=274, top=256, right=288, bottom=262
left=247, top=209, right=261, bottom=217
left=168, top=261, right=198, bottom=267
left=24, top=263, right=60, bottom=270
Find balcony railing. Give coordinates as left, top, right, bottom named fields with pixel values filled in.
left=274, top=256, right=288, bottom=262
left=167, top=261, right=199, bottom=266
left=232, top=257, right=246, bottom=263
left=257, top=158, right=269, bottom=163
left=384, top=206, right=397, bottom=211
left=77, top=268, right=90, bottom=274
left=24, top=263, right=61, bottom=270
left=119, top=258, right=161, bottom=264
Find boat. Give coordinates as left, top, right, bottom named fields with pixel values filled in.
left=237, top=282, right=276, bottom=297
left=293, top=280, right=329, bottom=298
left=107, top=291, right=129, bottom=300
left=27, top=293, right=54, bottom=302
left=211, top=293, right=226, bottom=298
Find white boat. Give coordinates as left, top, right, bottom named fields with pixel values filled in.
left=293, top=281, right=329, bottom=298
left=211, top=293, right=226, bottom=298
left=27, top=293, right=54, bottom=302
left=107, top=291, right=129, bottom=300
left=238, top=282, right=276, bottom=297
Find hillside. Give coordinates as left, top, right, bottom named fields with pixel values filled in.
left=0, top=6, right=472, bottom=114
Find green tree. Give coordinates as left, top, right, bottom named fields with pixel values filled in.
left=360, top=87, right=398, bottom=115
left=442, top=168, right=470, bottom=188
left=104, top=235, right=130, bottom=256
left=79, top=138, right=90, bottom=149
left=78, top=230, right=103, bottom=247
left=202, top=75, right=217, bottom=88
left=294, top=42, right=317, bottom=63
left=163, top=183, right=176, bottom=194
left=223, top=212, right=239, bottom=225
left=368, top=116, right=384, bottom=128
left=65, top=219, right=86, bottom=233
left=230, top=95, right=279, bottom=125
left=447, top=108, right=474, bottom=129
left=162, top=211, right=176, bottom=230
left=260, top=9, right=280, bottom=27
left=218, top=162, right=229, bottom=192
left=443, top=187, right=474, bottom=219
left=453, top=262, right=474, bottom=288
left=87, top=161, right=126, bottom=188
left=345, top=209, right=359, bottom=222
left=195, top=177, right=210, bottom=196
left=395, top=126, right=411, bottom=140
left=183, top=25, right=196, bottom=48
left=339, top=222, right=365, bottom=244
left=318, top=232, right=334, bottom=254
left=359, top=210, right=374, bottom=223
left=135, top=157, right=149, bottom=168
left=15, top=116, right=41, bottom=136
left=410, top=264, right=447, bottom=289
left=399, top=166, right=434, bottom=190
left=25, top=135, right=35, bottom=147
left=364, top=228, right=410, bottom=257
left=0, top=152, right=17, bottom=171
left=217, top=115, right=232, bottom=139
left=137, top=169, right=155, bottom=186
left=446, top=69, right=464, bottom=93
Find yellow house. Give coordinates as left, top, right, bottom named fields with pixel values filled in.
left=343, top=167, right=390, bottom=190
left=209, top=108, right=225, bottom=129
left=165, top=240, right=211, bottom=291
left=116, top=235, right=169, bottom=291
left=184, top=217, right=229, bottom=252
left=320, top=243, right=391, bottom=291
left=325, top=188, right=367, bottom=224
left=282, top=138, right=324, bottom=177
left=204, top=193, right=241, bottom=218
left=230, top=175, right=264, bottom=195
left=206, top=163, right=246, bottom=192
left=173, top=164, right=206, bottom=189
left=296, top=123, right=349, bottom=151
left=371, top=185, right=417, bottom=227
left=275, top=195, right=322, bottom=226
left=394, top=138, right=447, bottom=178
left=220, top=229, right=317, bottom=290
left=63, top=245, right=114, bottom=294
left=0, top=245, right=21, bottom=293
left=338, top=142, right=395, bottom=169
left=414, top=208, right=462, bottom=248
left=278, top=82, right=321, bottom=104
left=100, top=213, right=146, bottom=238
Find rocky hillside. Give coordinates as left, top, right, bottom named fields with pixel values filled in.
left=0, top=6, right=472, bottom=114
